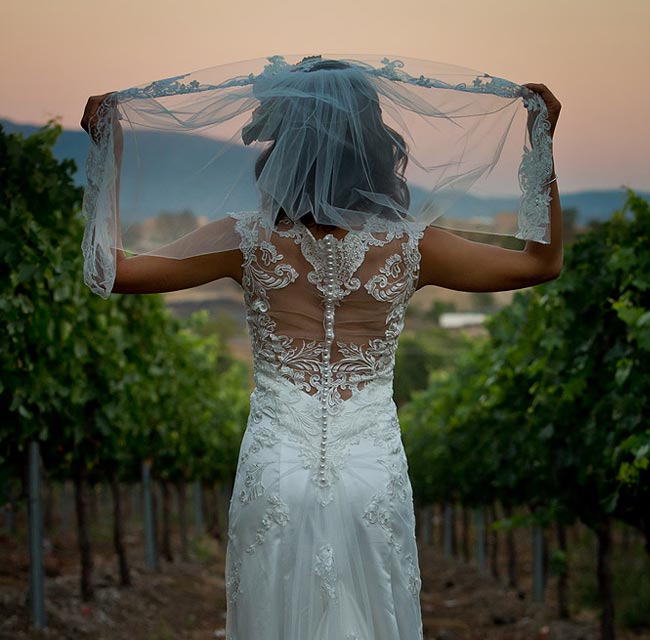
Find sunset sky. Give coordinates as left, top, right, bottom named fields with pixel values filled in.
left=2, top=0, right=649, bottom=194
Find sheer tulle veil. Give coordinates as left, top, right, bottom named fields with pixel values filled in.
left=81, top=53, right=554, bottom=298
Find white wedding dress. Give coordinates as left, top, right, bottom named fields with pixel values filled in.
left=225, top=211, right=425, bottom=639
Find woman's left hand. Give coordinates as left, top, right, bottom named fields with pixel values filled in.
left=523, top=83, right=561, bottom=138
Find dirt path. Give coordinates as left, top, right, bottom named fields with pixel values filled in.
left=417, top=545, right=600, bottom=640
left=1, top=534, right=227, bottom=640
left=4, top=529, right=650, bottom=640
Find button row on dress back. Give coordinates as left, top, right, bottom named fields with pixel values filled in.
left=319, top=234, right=336, bottom=487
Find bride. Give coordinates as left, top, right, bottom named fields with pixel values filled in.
left=81, top=56, right=561, bottom=639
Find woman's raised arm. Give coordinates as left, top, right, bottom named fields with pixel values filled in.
left=110, top=246, right=243, bottom=294
left=81, top=94, right=243, bottom=294
left=417, top=82, right=563, bottom=293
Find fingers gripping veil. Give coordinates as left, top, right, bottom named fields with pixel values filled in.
left=81, top=54, right=554, bottom=298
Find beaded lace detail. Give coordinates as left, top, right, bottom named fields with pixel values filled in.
left=234, top=212, right=424, bottom=406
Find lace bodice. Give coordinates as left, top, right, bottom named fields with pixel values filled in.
left=233, top=211, right=425, bottom=409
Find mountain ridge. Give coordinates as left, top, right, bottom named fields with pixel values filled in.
left=3, top=119, right=647, bottom=226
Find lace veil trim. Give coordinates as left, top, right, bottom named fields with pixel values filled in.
left=81, top=55, right=553, bottom=298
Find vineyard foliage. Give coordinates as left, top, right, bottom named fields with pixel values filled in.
left=401, top=191, right=650, bottom=543
left=2, top=122, right=648, bottom=553
left=0, top=123, right=249, bottom=501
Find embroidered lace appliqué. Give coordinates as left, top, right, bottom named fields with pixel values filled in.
left=81, top=97, right=119, bottom=299
left=374, top=57, right=520, bottom=99
left=362, top=492, right=402, bottom=551
left=226, top=558, right=243, bottom=604
left=238, top=460, right=273, bottom=505
left=379, top=457, right=411, bottom=503
left=517, top=91, right=554, bottom=243
left=245, top=494, right=290, bottom=555
left=314, top=544, right=339, bottom=605
left=234, top=212, right=423, bottom=405
left=406, top=554, right=422, bottom=597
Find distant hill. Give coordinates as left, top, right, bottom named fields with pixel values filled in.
left=3, top=119, right=647, bottom=226
left=0, top=119, right=261, bottom=219
left=432, top=190, right=650, bottom=227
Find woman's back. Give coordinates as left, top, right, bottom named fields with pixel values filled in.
left=233, top=211, right=423, bottom=405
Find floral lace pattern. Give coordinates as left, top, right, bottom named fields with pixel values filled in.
left=374, top=57, right=521, bottom=98
left=226, top=559, right=243, bottom=604
left=238, top=460, right=272, bottom=505
left=234, top=211, right=424, bottom=407
left=314, top=544, right=339, bottom=605
left=406, top=554, right=422, bottom=597
left=379, top=457, right=412, bottom=503
left=245, top=494, right=290, bottom=555
left=517, top=91, right=554, bottom=243
left=362, top=492, right=402, bottom=551
left=118, top=55, right=523, bottom=103
left=81, top=96, right=119, bottom=299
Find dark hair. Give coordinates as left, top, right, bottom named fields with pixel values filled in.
left=252, top=57, right=410, bottom=227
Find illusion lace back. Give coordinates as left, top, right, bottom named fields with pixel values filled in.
left=225, top=211, right=425, bottom=639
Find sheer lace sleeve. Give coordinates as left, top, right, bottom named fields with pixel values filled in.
left=81, top=97, right=121, bottom=299
left=517, top=90, right=554, bottom=243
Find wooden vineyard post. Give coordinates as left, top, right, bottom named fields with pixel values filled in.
left=142, top=459, right=158, bottom=571
left=28, top=441, right=47, bottom=628
left=533, top=524, right=545, bottom=602
left=4, top=502, right=14, bottom=536
left=437, top=503, right=444, bottom=550
left=503, top=503, right=518, bottom=589
left=461, top=506, right=470, bottom=562
left=73, top=464, right=94, bottom=601
left=474, top=507, right=486, bottom=571
left=215, top=481, right=233, bottom=542
left=176, top=481, right=189, bottom=561
left=489, top=503, right=500, bottom=579
left=60, top=480, right=74, bottom=535
left=421, top=504, right=433, bottom=546
left=160, top=480, right=174, bottom=563
left=556, top=520, right=570, bottom=619
left=110, top=472, right=131, bottom=586
left=595, top=518, right=616, bottom=640
left=193, top=479, right=204, bottom=537
left=443, top=503, right=453, bottom=558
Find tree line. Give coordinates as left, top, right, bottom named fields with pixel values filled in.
left=2, top=123, right=648, bottom=638
left=401, top=190, right=650, bottom=639
left=0, top=124, right=250, bottom=623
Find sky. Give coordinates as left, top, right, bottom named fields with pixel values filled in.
left=1, top=0, right=649, bottom=194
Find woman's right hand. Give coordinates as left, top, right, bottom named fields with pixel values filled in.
left=80, top=92, right=116, bottom=142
